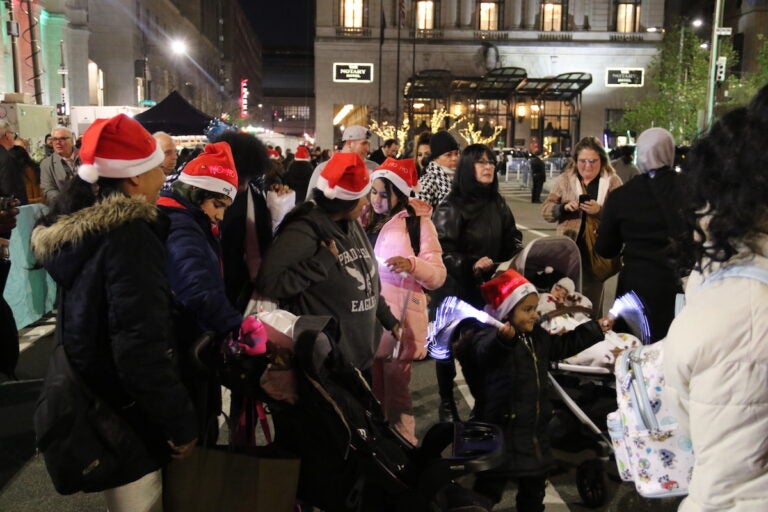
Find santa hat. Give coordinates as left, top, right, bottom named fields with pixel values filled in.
left=77, top=114, right=164, bottom=184
left=177, top=142, right=238, bottom=200
left=555, top=276, right=575, bottom=295
left=480, top=269, right=538, bottom=321
left=370, top=157, right=420, bottom=196
left=268, top=148, right=280, bottom=159
left=294, top=146, right=311, bottom=161
left=316, top=152, right=371, bottom=200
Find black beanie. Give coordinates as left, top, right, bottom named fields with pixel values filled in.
left=429, top=131, right=459, bottom=159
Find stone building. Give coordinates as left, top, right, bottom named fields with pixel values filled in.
left=0, top=0, right=261, bottom=123
left=315, top=0, right=667, bottom=151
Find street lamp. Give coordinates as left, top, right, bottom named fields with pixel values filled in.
left=171, top=39, right=187, bottom=55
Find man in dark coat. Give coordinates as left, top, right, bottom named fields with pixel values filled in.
left=369, top=138, right=399, bottom=164
left=529, top=152, right=546, bottom=203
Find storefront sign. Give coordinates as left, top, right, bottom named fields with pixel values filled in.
left=333, top=63, right=374, bottom=83
left=605, top=68, right=644, bottom=87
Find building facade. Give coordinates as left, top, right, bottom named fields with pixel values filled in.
left=0, top=0, right=261, bottom=127
left=315, top=0, right=666, bottom=152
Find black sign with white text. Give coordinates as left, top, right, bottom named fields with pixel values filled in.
left=333, top=63, right=374, bottom=83
left=605, top=68, right=644, bottom=87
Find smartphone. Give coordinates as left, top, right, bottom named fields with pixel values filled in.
left=578, top=194, right=590, bottom=204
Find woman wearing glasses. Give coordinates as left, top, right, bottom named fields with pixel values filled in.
left=542, top=136, right=622, bottom=315
left=432, top=143, right=523, bottom=422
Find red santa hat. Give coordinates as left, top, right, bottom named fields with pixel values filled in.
left=370, top=157, right=420, bottom=196
left=294, top=145, right=311, bottom=161
left=268, top=148, right=280, bottom=159
left=177, top=142, right=238, bottom=200
left=77, top=114, right=164, bottom=184
left=481, top=269, right=539, bottom=321
left=316, top=152, right=371, bottom=200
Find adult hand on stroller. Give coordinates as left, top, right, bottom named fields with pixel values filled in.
left=597, top=315, right=614, bottom=332
left=473, top=256, right=494, bottom=276
left=236, top=316, right=268, bottom=356
left=167, top=437, right=197, bottom=460
left=497, top=322, right=516, bottom=342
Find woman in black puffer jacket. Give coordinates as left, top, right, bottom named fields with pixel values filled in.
left=31, top=115, right=197, bottom=511
left=431, top=143, right=523, bottom=422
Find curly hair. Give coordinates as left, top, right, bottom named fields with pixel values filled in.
left=684, top=86, right=768, bottom=269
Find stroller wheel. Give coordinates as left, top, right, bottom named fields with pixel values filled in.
left=576, top=459, right=606, bottom=508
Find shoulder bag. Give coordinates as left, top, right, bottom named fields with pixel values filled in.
left=33, top=298, right=153, bottom=494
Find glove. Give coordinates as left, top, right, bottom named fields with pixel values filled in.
left=237, top=316, right=268, bottom=356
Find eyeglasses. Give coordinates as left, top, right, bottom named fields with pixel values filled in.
left=51, top=137, right=71, bottom=143
left=475, top=159, right=496, bottom=166
left=577, top=158, right=599, bottom=165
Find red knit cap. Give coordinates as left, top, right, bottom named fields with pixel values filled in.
left=77, top=114, right=164, bottom=183
left=317, top=152, right=371, bottom=200
left=294, top=146, right=311, bottom=161
left=177, top=142, right=238, bottom=200
left=480, top=269, right=538, bottom=320
left=370, top=157, right=420, bottom=196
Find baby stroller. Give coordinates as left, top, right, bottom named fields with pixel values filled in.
left=506, top=236, right=638, bottom=508
left=220, top=313, right=506, bottom=512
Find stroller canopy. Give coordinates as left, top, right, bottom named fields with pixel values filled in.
left=509, top=236, right=582, bottom=293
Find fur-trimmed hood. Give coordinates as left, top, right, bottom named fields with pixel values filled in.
left=32, top=194, right=160, bottom=287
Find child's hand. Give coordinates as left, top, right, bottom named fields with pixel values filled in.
left=597, top=316, right=614, bottom=332
left=497, top=322, right=516, bottom=342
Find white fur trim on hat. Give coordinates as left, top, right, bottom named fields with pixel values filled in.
left=317, top=175, right=372, bottom=201
left=177, top=174, right=238, bottom=200
left=370, top=169, right=412, bottom=196
left=493, top=282, right=538, bottom=321
left=92, top=144, right=165, bottom=180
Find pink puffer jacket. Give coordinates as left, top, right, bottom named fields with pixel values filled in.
left=373, top=198, right=446, bottom=360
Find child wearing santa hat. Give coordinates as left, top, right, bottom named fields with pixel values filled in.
left=157, top=141, right=266, bottom=443
left=31, top=114, right=198, bottom=510
left=363, top=157, right=447, bottom=444
left=450, top=269, right=612, bottom=510
left=257, top=152, right=401, bottom=380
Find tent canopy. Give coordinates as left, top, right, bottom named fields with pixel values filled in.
left=134, top=91, right=213, bottom=135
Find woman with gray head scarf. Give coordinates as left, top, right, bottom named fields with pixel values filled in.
left=594, top=127, right=690, bottom=341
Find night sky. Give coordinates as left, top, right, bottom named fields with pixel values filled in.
left=239, top=0, right=314, bottom=51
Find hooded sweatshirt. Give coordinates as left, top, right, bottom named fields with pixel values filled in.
left=256, top=205, right=397, bottom=370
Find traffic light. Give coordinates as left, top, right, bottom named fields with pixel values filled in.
left=715, top=56, right=728, bottom=83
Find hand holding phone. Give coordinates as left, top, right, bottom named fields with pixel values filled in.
left=578, top=194, right=590, bottom=204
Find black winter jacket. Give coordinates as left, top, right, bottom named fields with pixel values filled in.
left=432, top=192, right=522, bottom=308
left=31, top=195, right=198, bottom=483
left=595, top=168, right=688, bottom=341
left=453, top=318, right=603, bottom=476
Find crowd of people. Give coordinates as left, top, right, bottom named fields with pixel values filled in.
left=1, top=84, right=767, bottom=512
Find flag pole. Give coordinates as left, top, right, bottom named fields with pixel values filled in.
left=395, top=0, right=402, bottom=129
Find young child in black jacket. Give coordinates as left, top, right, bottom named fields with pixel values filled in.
left=449, top=269, right=612, bottom=511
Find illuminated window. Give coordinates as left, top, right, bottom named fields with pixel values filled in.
left=541, top=0, right=566, bottom=32
left=341, top=0, right=364, bottom=28
left=615, top=1, right=641, bottom=33
left=479, top=2, right=499, bottom=31
left=416, top=1, right=434, bottom=30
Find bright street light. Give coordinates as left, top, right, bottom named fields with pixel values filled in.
left=170, top=39, right=187, bottom=55
left=692, top=19, right=704, bottom=28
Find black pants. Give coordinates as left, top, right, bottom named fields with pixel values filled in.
left=474, top=472, right=547, bottom=512
left=531, top=174, right=545, bottom=202
left=435, top=357, right=457, bottom=402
